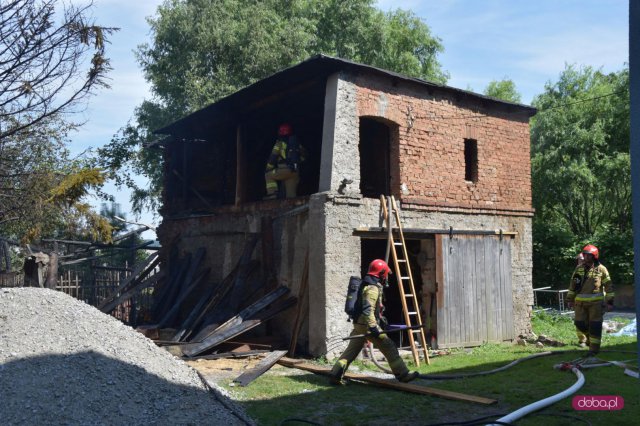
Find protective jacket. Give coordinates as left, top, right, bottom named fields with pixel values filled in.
left=567, top=263, right=614, bottom=304
left=354, top=275, right=383, bottom=328
left=265, top=136, right=304, bottom=172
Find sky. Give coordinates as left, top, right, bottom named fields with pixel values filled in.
left=71, top=0, right=630, bottom=238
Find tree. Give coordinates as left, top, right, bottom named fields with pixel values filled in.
left=97, top=0, right=448, bottom=213
left=530, top=64, right=631, bottom=286
left=483, top=78, right=522, bottom=103
left=0, top=0, right=117, bottom=243
left=0, top=0, right=117, bottom=139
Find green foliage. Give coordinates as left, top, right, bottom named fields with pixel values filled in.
left=97, top=0, right=447, bottom=213
left=483, top=78, right=522, bottom=103
left=0, top=117, right=114, bottom=244
left=0, top=1, right=117, bottom=244
left=531, top=64, right=631, bottom=287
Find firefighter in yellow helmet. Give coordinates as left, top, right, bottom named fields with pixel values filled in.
left=264, top=123, right=305, bottom=200
left=329, top=259, right=419, bottom=385
left=566, top=244, right=615, bottom=356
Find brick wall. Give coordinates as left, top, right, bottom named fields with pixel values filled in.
left=355, top=74, right=533, bottom=215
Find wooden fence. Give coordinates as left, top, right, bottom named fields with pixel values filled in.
left=2, top=266, right=157, bottom=327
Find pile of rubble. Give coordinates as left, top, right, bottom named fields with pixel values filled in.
left=0, top=287, right=252, bottom=425
left=515, top=333, right=566, bottom=348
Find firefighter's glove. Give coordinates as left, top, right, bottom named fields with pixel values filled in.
left=368, top=326, right=381, bottom=338
left=566, top=301, right=574, bottom=309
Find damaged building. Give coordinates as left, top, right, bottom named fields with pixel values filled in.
left=154, top=55, right=537, bottom=358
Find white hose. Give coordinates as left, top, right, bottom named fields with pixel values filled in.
left=488, top=367, right=585, bottom=425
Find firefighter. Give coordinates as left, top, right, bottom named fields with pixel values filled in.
left=329, top=259, right=419, bottom=385
left=566, top=244, right=615, bottom=356
left=264, top=123, right=304, bottom=200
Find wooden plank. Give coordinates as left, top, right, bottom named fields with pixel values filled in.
left=463, top=237, right=476, bottom=344
left=180, top=267, right=239, bottom=342
left=201, top=286, right=290, bottom=341
left=183, top=296, right=296, bottom=357
left=157, top=267, right=209, bottom=328
left=185, top=350, right=271, bottom=361
left=485, top=237, right=498, bottom=342
left=208, top=235, right=260, bottom=324
left=153, top=253, right=190, bottom=320
left=171, top=281, right=216, bottom=342
left=288, top=252, right=309, bottom=356
left=97, top=252, right=159, bottom=310
left=100, top=270, right=165, bottom=314
left=277, top=358, right=496, bottom=405
left=233, top=350, right=288, bottom=386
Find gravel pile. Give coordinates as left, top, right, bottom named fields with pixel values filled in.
left=0, top=287, right=253, bottom=425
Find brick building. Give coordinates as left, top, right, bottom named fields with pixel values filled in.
left=155, top=55, right=537, bottom=357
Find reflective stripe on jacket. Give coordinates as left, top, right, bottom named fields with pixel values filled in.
left=567, top=263, right=614, bottom=303
left=355, top=275, right=383, bottom=328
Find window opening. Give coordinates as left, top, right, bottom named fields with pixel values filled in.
left=359, top=118, right=391, bottom=197
left=464, top=138, right=478, bottom=183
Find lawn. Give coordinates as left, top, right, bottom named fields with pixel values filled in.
left=221, top=311, right=638, bottom=426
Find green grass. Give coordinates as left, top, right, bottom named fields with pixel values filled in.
left=222, top=312, right=638, bottom=426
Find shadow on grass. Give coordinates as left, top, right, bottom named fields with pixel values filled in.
left=0, top=351, right=246, bottom=425
left=235, top=341, right=638, bottom=426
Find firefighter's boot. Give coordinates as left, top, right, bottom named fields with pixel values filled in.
left=398, top=370, right=420, bottom=383
left=329, top=359, right=348, bottom=386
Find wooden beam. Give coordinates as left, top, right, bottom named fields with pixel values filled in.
left=288, top=251, right=309, bottom=357
left=277, top=358, right=497, bottom=405
left=184, top=350, right=271, bottom=361
left=354, top=227, right=517, bottom=239
left=182, top=296, right=296, bottom=357
left=97, top=252, right=160, bottom=311
left=200, top=286, right=290, bottom=341
left=233, top=350, right=288, bottom=386
left=100, top=270, right=165, bottom=314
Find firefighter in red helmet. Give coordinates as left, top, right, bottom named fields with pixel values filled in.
left=329, top=259, right=419, bottom=385
left=566, top=244, right=615, bottom=356
left=264, top=123, right=305, bottom=200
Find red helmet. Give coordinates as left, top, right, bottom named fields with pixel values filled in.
left=367, top=259, right=391, bottom=280
left=278, top=123, right=293, bottom=137
left=582, top=244, right=599, bottom=260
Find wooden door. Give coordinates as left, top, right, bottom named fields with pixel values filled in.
left=435, top=234, right=513, bottom=347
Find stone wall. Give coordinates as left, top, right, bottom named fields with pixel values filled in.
left=313, top=194, right=532, bottom=358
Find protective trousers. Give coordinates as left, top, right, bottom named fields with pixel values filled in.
left=330, top=323, right=409, bottom=381
left=573, top=301, right=604, bottom=354
left=265, top=165, right=299, bottom=198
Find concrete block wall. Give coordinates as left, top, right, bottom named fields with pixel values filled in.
left=313, top=195, right=532, bottom=359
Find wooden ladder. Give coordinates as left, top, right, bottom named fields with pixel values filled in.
left=380, top=195, right=430, bottom=366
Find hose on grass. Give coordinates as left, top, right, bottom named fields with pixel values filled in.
left=417, top=349, right=638, bottom=380
left=486, top=366, right=585, bottom=425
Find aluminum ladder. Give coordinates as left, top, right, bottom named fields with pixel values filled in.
left=380, top=195, right=430, bottom=366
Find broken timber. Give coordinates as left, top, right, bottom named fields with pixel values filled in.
left=98, top=252, right=160, bottom=313
left=277, top=358, right=497, bottom=405
left=100, top=270, right=165, bottom=314
left=182, top=294, right=296, bottom=357
left=233, top=350, right=288, bottom=387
